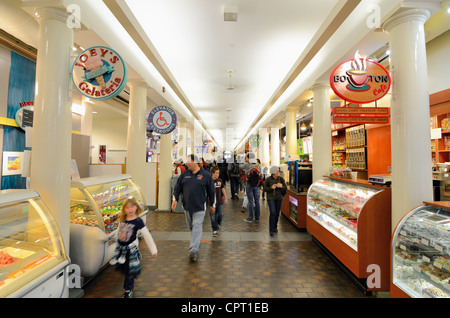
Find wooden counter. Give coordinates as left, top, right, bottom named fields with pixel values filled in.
left=281, top=187, right=307, bottom=230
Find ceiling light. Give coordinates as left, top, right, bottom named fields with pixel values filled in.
left=300, top=123, right=307, bottom=131
left=310, top=121, right=314, bottom=128
left=224, top=5, right=238, bottom=21
left=307, top=102, right=312, bottom=107
left=386, top=49, right=391, bottom=55
left=227, top=70, right=234, bottom=90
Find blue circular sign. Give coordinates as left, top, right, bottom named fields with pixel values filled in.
left=147, top=105, right=177, bottom=134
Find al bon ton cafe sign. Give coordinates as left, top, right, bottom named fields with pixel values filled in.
left=329, top=51, right=391, bottom=124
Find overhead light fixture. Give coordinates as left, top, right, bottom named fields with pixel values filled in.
left=227, top=70, right=234, bottom=90
left=307, top=99, right=312, bottom=107
left=224, top=5, right=238, bottom=21
left=443, top=0, right=450, bottom=14
left=72, top=103, right=85, bottom=116
left=300, top=123, right=307, bottom=131
left=310, top=121, right=314, bottom=128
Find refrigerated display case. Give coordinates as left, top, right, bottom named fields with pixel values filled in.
left=306, top=176, right=391, bottom=292
left=391, top=201, right=450, bottom=298
left=0, top=190, right=69, bottom=298
left=69, top=174, right=148, bottom=279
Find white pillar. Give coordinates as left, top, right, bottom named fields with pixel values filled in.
left=158, top=132, right=173, bottom=211
left=311, top=82, right=332, bottom=182
left=270, top=121, right=280, bottom=166
left=258, top=128, right=270, bottom=167
left=126, top=80, right=148, bottom=201
left=285, top=106, right=298, bottom=157
left=383, top=9, right=432, bottom=231
left=30, top=7, right=73, bottom=260
left=177, top=118, right=187, bottom=161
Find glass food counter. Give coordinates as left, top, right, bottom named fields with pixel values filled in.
left=391, top=202, right=450, bottom=298
left=306, top=176, right=391, bottom=292
left=69, top=174, right=147, bottom=279
left=0, top=190, right=69, bottom=298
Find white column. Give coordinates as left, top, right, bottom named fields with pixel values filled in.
left=188, top=124, right=194, bottom=156
left=177, top=118, right=187, bottom=161
left=258, top=128, right=270, bottom=167
left=158, top=132, right=173, bottom=211
left=30, top=7, right=73, bottom=259
left=270, top=121, right=280, bottom=166
left=285, top=106, right=298, bottom=157
left=383, top=9, right=432, bottom=231
left=126, top=80, right=148, bottom=201
left=311, top=82, right=332, bottom=182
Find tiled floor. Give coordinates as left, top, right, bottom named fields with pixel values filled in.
left=82, top=189, right=369, bottom=298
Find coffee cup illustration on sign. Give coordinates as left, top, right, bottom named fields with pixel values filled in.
left=346, top=50, right=369, bottom=90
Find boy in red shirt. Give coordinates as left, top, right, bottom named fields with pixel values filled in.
left=209, top=166, right=228, bottom=236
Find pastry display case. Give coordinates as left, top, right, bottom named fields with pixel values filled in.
left=69, top=174, right=148, bottom=279
left=0, top=190, right=69, bottom=298
left=306, top=176, right=391, bottom=292
left=391, top=201, right=450, bottom=298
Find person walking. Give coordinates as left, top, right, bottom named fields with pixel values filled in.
left=172, top=154, right=216, bottom=262
left=244, top=158, right=262, bottom=223
left=109, top=196, right=158, bottom=298
left=209, top=166, right=227, bottom=237
left=228, top=156, right=241, bottom=200
left=263, top=166, right=287, bottom=236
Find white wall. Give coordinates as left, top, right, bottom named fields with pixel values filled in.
left=91, top=117, right=128, bottom=164
left=427, top=30, right=450, bottom=95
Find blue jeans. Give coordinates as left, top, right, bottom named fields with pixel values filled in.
left=246, top=185, right=260, bottom=221
left=230, top=176, right=240, bottom=197
left=268, top=199, right=282, bottom=233
left=210, top=204, right=224, bottom=231
left=184, top=210, right=206, bottom=254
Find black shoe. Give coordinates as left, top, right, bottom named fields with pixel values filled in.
left=189, top=252, right=198, bottom=262
left=270, top=232, right=274, bottom=237
left=122, top=290, right=133, bottom=298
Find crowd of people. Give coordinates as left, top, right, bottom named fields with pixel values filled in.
left=111, top=152, right=286, bottom=298
left=172, top=152, right=287, bottom=261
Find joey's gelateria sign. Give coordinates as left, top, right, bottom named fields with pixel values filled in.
left=72, top=46, right=128, bottom=101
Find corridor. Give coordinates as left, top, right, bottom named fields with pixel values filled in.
left=82, top=189, right=367, bottom=299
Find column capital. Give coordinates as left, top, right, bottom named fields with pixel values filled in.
left=35, top=6, right=70, bottom=24
left=382, top=9, right=430, bottom=33
left=285, top=105, right=298, bottom=112
left=128, top=79, right=149, bottom=89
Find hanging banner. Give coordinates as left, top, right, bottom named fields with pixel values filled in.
left=72, top=46, right=128, bottom=101
left=330, top=51, right=391, bottom=104
left=147, top=105, right=177, bottom=134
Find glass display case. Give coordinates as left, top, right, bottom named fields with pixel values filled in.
left=0, top=190, right=69, bottom=298
left=69, top=174, right=148, bottom=278
left=307, top=177, right=382, bottom=250
left=70, top=174, right=147, bottom=234
left=306, top=176, right=391, bottom=292
left=392, top=202, right=450, bottom=298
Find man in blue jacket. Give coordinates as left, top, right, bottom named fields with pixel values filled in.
left=172, top=154, right=216, bottom=262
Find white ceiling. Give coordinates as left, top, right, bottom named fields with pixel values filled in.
left=1, top=0, right=448, bottom=151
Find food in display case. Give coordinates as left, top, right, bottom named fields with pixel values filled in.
left=306, top=176, right=391, bottom=292
left=307, top=177, right=381, bottom=250
left=69, top=174, right=148, bottom=278
left=0, top=190, right=69, bottom=297
left=392, top=202, right=450, bottom=298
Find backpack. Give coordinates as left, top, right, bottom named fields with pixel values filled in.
left=248, top=168, right=260, bottom=187
left=231, top=163, right=240, bottom=175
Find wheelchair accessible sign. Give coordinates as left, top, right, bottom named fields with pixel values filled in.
left=147, top=105, right=177, bottom=134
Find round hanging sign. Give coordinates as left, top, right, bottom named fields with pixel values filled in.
left=147, top=105, right=177, bottom=134
left=330, top=51, right=391, bottom=104
left=71, top=46, right=128, bottom=101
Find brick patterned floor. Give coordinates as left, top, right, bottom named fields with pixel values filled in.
left=82, top=192, right=368, bottom=298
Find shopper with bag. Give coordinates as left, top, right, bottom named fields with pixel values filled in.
left=263, top=166, right=287, bottom=236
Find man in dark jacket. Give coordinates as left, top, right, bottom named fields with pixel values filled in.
left=172, top=154, right=216, bottom=262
